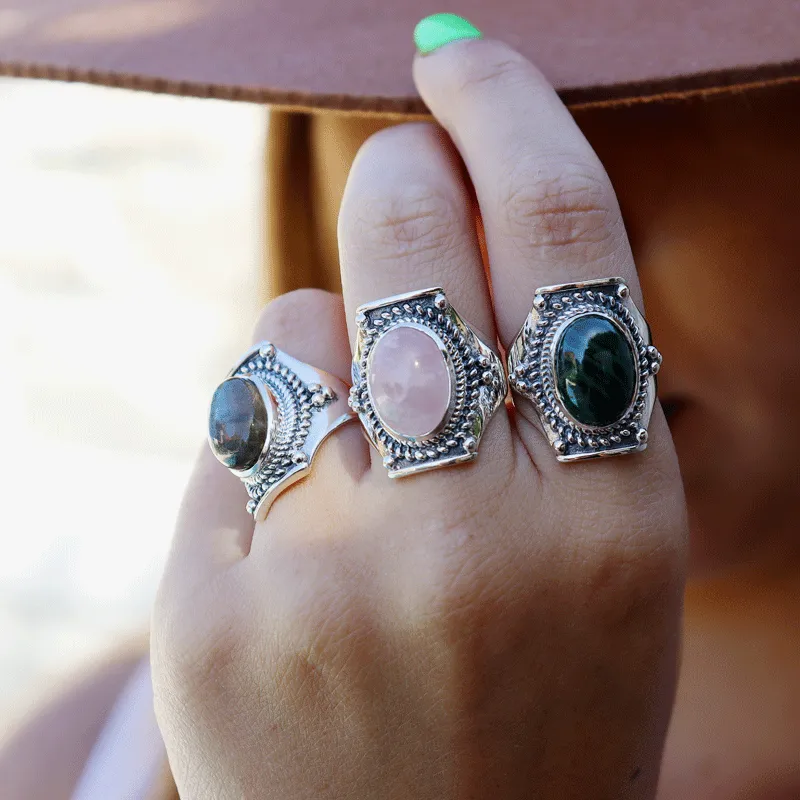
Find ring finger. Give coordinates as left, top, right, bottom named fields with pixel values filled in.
left=161, top=289, right=367, bottom=592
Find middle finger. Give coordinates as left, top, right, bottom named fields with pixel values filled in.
left=413, top=37, right=645, bottom=350
left=338, top=122, right=496, bottom=350
left=338, top=122, right=513, bottom=477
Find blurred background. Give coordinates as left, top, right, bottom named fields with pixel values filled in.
left=0, top=77, right=266, bottom=734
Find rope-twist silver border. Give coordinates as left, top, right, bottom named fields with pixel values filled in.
left=513, top=287, right=661, bottom=454
left=233, top=353, right=334, bottom=510
left=351, top=293, right=504, bottom=473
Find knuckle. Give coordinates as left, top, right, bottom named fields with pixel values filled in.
left=412, top=511, right=524, bottom=624
left=411, top=498, right=683, bottom=646
left=151, top=583, right=246, bottom=720
left=555, top=462, right=687, bottom=634
left=579, top=523, right=685, bottom=634
left=255, top=288, right=342, bottom=341
left=501, top=158, right=622, bottom=255
left=344, top=183, right=462, bottom=262
left=270, top=584, right=380, bottom=704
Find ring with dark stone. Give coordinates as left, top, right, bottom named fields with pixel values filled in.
left=507, top=277, right=661, bottom=462
left=209, top=377, right=273, bottom=471
left=207, top=342, right=356, bottom=521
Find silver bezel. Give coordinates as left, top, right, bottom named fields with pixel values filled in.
left=508, top=277, right=662, bottom=462
left=350, top=287, right=506, bottom=478
left=218, top=376, right=280, bottom=479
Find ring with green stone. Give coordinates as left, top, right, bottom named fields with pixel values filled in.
left=507, top=277, right=662, bottom=461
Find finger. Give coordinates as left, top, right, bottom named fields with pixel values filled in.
left=338, top=122, right=516, bottom=476
left=413, top=37, right=671, bottom=472
left=414, top=38, right=643, bottom=345
left=338, top=122, right=496, bottom=351
left=248, top=290, right=370, bottom=549
left=162, top=290, right=366, bottom=589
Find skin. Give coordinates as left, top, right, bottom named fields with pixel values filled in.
left=2, top=33, right=796, bottom=800
left=152, top=37, right=689, bottom=799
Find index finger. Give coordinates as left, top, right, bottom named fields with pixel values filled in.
left=413, top=29, right=680, bottom=511
left=413, top=35, right=644, bottom=350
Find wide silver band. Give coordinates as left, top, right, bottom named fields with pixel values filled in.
left=349, top=287, right=506, bottom=477
left=507, top=277, right=662, bottom=461
left=209, top=342, right=355, bottom=521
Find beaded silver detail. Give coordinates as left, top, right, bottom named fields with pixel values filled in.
left=350, top=288, right=506, bottom=477
left=211, top=342, right=355, bottom=521
left=508, top=277, right=661, bottom=462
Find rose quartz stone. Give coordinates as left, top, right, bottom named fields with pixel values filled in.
left=368, top=326, right=451, bottom=438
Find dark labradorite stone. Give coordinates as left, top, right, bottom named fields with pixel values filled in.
left=554, top=314, right=637, bottom=428
left=208, top=377, right=269, bottom=470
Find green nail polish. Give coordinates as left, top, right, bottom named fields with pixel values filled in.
left=414, top=13, right=482, bottom=54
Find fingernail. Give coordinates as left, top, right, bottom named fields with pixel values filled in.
left=414, top=13, right=482, bottom=55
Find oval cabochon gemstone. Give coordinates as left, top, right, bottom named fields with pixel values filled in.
left=368, top=325, right=452, bottom=439
left=554, top=314, right=638, bottom=428
left=209, top=377, right=269, bottom=470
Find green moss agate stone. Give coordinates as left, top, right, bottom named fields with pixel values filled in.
left=554, top=314, right=637, bottom=427
left=209, top=377, right=268, bottom=470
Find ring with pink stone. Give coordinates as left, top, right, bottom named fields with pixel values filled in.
left=349, top=288, right=506, bottom=477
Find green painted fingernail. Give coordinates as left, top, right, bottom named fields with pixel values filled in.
left=414, top=13, right=482, bottom=54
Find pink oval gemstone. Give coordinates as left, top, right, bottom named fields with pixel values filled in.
left=368, top=326, right=451, bottom=438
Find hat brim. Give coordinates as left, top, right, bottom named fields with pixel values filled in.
left=1, top=0, right=798, bottom=111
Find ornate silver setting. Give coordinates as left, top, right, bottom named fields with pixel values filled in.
left=508, top=277, right=662, bottom=462
left=209, top=342, right=355, bottom=521
left=349, top=288, right=506, bottom=477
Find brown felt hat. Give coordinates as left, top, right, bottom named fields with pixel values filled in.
left=0, top=0, right=798, bottom=111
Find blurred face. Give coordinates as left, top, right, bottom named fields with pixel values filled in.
left=578, top=87, right=800, bottom=574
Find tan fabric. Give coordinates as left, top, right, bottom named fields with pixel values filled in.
left=1, top=0, right=799, bottom=112
left=0, top=7, right=793, bottom=800
left=264, top=111, right=395, bottom=300
left=263, top=79, right=800, bottom=304
left=0, top=647, right=148, bottom=799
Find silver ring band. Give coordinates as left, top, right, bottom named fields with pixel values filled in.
left=208, top=342, right=355, bottom=521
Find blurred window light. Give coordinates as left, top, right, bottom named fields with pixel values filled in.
left=0, top=77, right=267, bottom=733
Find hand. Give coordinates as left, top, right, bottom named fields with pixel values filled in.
left=152, top=31, right=687, bottom=800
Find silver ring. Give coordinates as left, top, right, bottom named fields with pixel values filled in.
left=208, top=342, right=355, bottom=521
left=507, top=277, right=662, bottom=461
left=349, top=287, right=506, bottom=477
